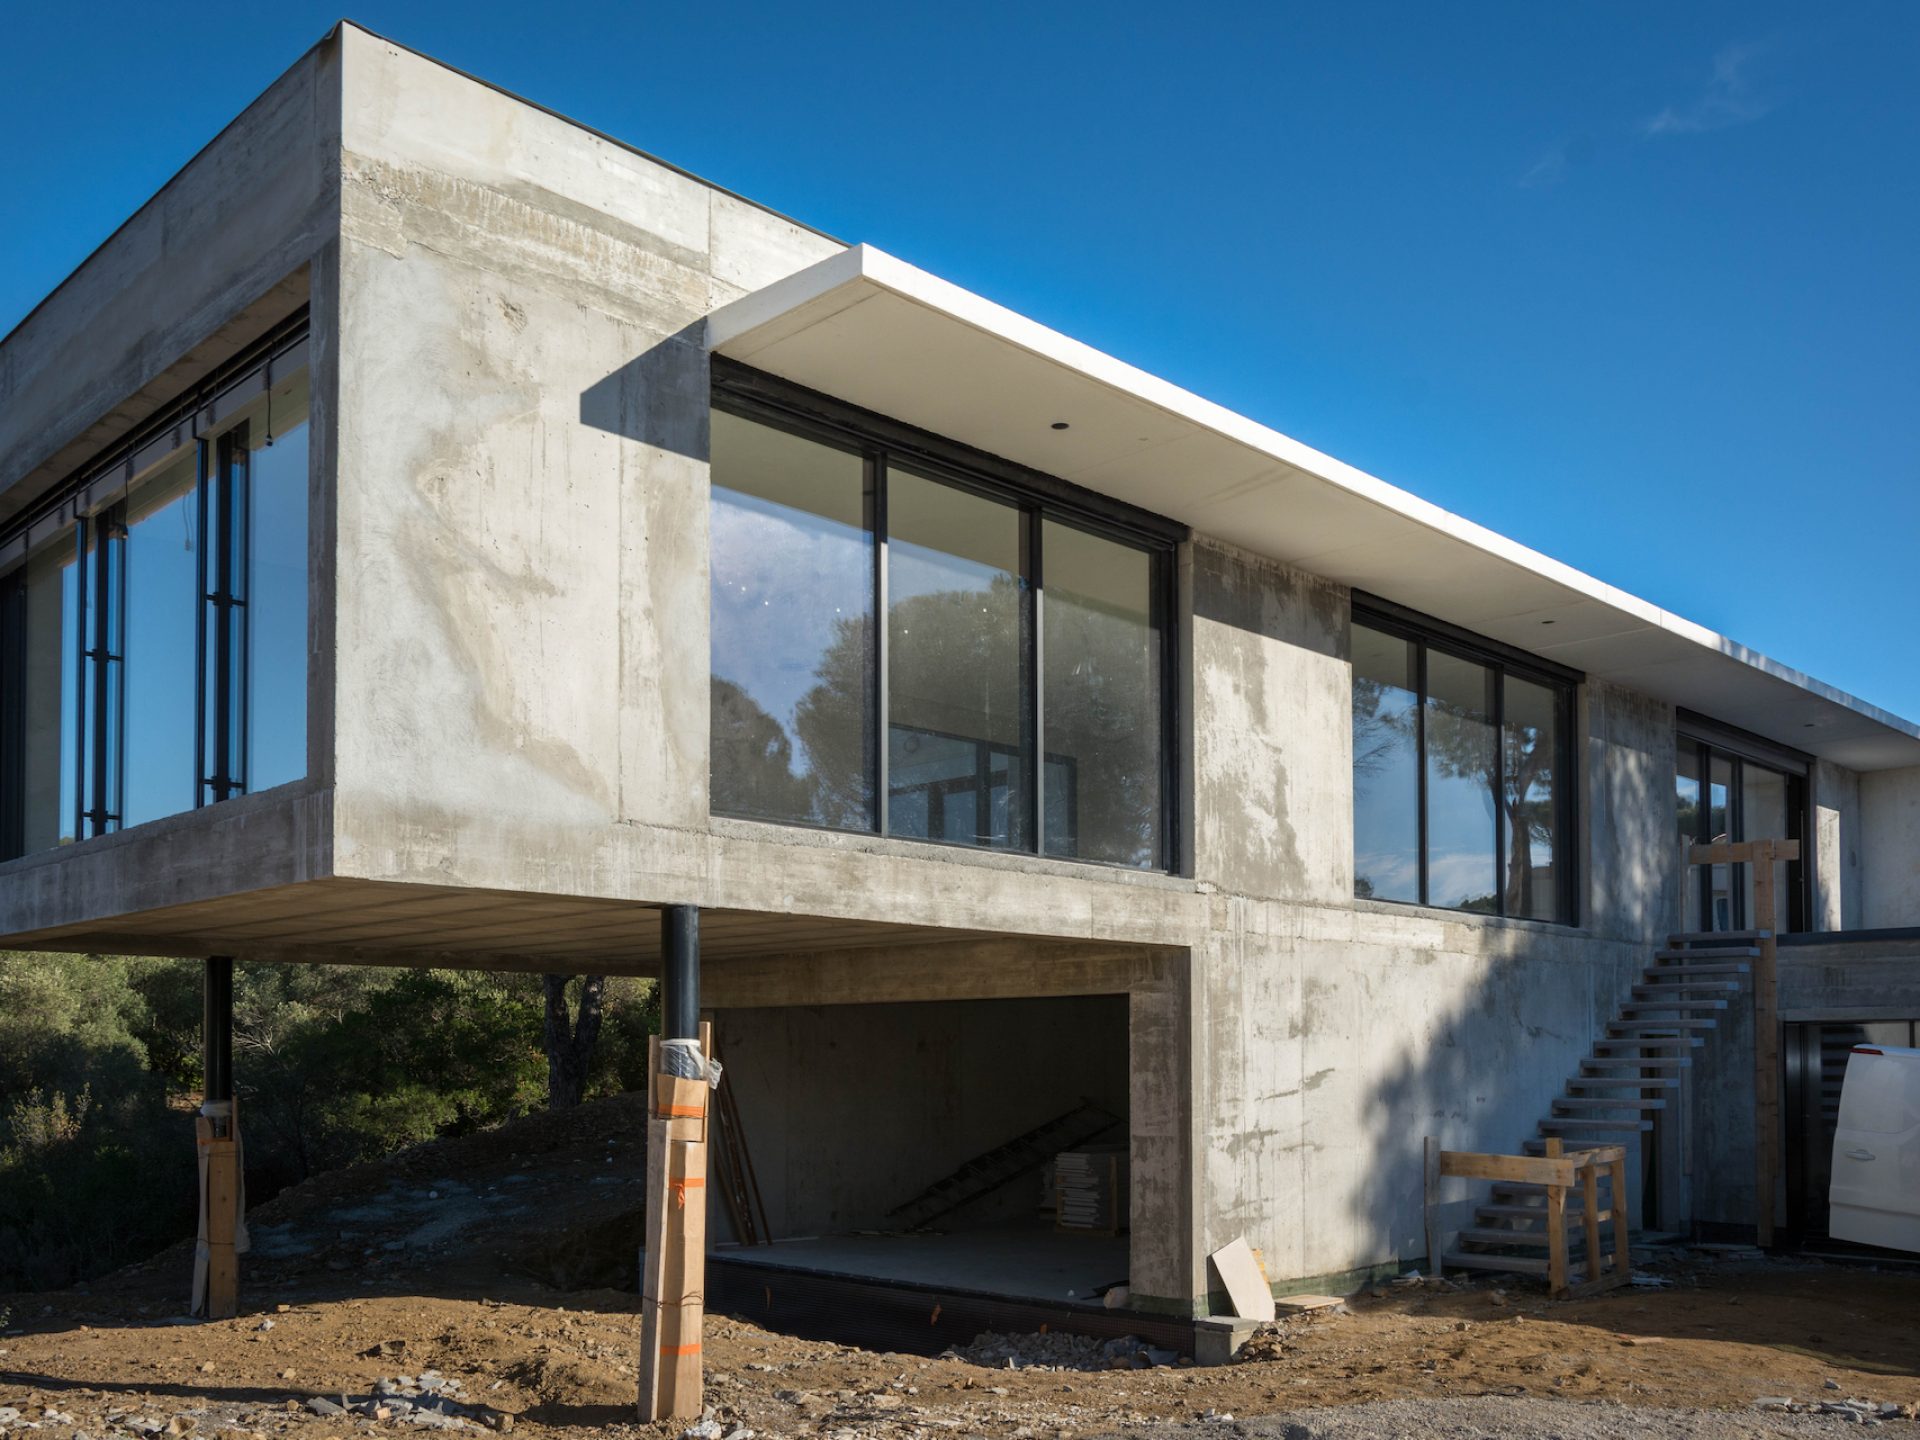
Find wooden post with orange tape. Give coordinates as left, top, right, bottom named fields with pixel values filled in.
left=639, top=906, right=709, bottom=1422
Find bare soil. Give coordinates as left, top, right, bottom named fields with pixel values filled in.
left=4, top=1095, right=1918, bottom=1438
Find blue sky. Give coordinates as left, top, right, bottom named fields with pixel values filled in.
left=3, top=1, right=1915, bottom=717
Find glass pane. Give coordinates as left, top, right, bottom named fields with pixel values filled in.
left=1501, top=675, right=1561, bottom=921
left=245, top=370, right=310, bottom=792
left=1424, top=651, right=1498, bottom=913
left=1040, top=521, right=1159, bottom=867
left=122, top=454, right=200, bottom=826
left=1708, top=753, right=1733, bottom=930
left=886, top=469, right=1027, bottom=850
left=1741, top=761, right=1792, bottom=933
left=1351, top=622, right=1419, bottom=902
left=709, top=411, right=874, bottom=827
left=1676, top=744, right=1702, bottom=933
left=19, top=538, right=80, bottom=852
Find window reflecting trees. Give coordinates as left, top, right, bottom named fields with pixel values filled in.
left=708, top=393, right=1174, bottom=871
left=1350, top=610, right=1574, bottom=923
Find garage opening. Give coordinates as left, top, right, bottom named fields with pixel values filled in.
left=708, top=994, right=1131, bottom=1308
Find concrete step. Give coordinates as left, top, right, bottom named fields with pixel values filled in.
left=1644, top=963, right=1752, bottom=978
left=1653, top=947, right=1759, bottom=962
left=1568, top=1074, right=1681, bottom=1090
left=1476, top=1202, right=1606, bottom=1223
left=1491, top=1178, right=1614, bottom=1200
left=1553, top=1096, right=1667, bottom=1111
left=1633, top=980, right=1741, bottom=998
left=1609, top=1018, right=1722, bottom=1031
left=1668, top=930, right=1770, bottom=946
left=1540, top=1117, right=1653, bottom=1133
left=1522, top=1139, right=1621, bottom=1155
left=1594, top=1036, right=1705, bottom=1050
left=1442, top=1251, right=1550, bottom=1276
left=1581, top=1053, right=1691, bottom=1067
left=1620, top=998, right=1729, bottom=1013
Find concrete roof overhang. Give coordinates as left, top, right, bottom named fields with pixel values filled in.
left=709, top=245, right=1920, bottom=773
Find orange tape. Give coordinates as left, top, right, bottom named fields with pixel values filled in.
left=660, top=1343, right=701, bottom=1356
left=659, top=1104, right=706, bottom=1119
left=670, top=1177, right=707, bottom=1209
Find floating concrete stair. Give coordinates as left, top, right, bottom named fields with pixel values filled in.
left=1452, top=931, right=1753, bottom=1281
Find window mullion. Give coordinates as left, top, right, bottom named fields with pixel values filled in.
left=1029, top=506, right=1043, bottom=856
left=1415, top=640, right=1429, bottom=907
left=872, top=451, right=889, bottom=837
left=1493, top=668, right=1506, bottom=919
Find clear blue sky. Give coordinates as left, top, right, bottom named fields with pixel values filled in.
left=3, top=2, right=1915, bottom=718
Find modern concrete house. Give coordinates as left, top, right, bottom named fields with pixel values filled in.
left=3, top=23, right=1918, bottom=1324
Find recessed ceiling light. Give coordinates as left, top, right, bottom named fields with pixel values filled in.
left=1540, top=619, right=1556, bottom=625
left=1050, top=421, right=1070, bottom=431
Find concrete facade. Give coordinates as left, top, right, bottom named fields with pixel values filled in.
left=4, top=23, right=1920, bottom=1316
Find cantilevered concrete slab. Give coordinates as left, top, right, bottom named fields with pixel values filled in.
left=710, top=245, right=1920, bottom=772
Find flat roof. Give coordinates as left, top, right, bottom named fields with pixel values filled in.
left=710, top=244, right=1920, bottom=772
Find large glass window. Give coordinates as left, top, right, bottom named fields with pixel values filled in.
left=887, top=471, right=1028, bottom=850
left=1041, top=520, right=1162, bottom=867
left=0, top=322, right=311, bottom=863
left=708, top=411, right=874, bottom=827
left=1674, top=726, right=1808, bottom=933
left=708, top=381, right=1177, bottom=871
left=1350, top=604, right=1576, bottom=923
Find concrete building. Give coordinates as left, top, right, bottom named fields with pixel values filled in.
left=3, top=23, right=1918, bottom=1321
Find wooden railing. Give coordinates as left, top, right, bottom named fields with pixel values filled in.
left=1424, top=1137, right=1631, bottom=1298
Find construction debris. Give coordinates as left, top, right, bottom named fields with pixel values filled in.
left=943, top=1330, right=1180, bottom=1371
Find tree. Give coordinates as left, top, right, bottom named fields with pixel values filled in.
left=541, top=974, right=606, bottom=1109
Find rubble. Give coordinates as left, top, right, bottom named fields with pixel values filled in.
left=943, top=1330, right=1180, bottom=1371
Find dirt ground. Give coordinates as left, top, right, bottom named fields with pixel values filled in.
left=4, top=1097, right=1918, bottom=1439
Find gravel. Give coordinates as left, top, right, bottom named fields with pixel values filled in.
left=1093, top=1395, right=1910, bottom=1438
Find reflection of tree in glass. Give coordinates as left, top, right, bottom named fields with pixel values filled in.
left=1044, top=577, right=1158, bottom=866
left=792, top=612, right=874, bottom=829
left=1354, top=675, right=1558, bottom=917
left=710, top=677, right=816, bottom=822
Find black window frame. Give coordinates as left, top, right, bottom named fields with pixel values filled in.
left=1675, top=709, right=1812, bottom=934
left=0, top=311, right=309, bottom=862
left=709, top=358, right=1186, bottom=874
left=1351, top=592, right=1582, bottom=926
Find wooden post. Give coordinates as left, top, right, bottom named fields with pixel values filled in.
left=639, top=1019, right=711, bottom=1421
left=1751, top=841, right=1783, bottom=1249
left=1543, top=1138, right=1568, bottom=1298
left=1608, top=1150, right=1631, bottom=1284
left=1579, top=1155, right=1602, bottom=1286
left=1423, top=1136, right=1441, bottom=1280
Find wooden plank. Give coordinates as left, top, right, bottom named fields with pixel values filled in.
left=1753, top=861, right=1780, bottom=1249
left=1423, top=1137, right=1441, bottom=1280
left=1686, top=839, right=1799, bottom=867
left=1544, top=1139, right=1569, bottom=1299
left=1439, top=1150, right=1577, bottom=1187
left=1580, top=1157, right=1603, bottom=1289
left=204, top=1134, right=239, bottom=1321
left=1609, top=1154, right=1633, bottom=1289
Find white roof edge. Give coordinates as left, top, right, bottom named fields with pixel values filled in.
left=709, top=244, right=1920, bottom=753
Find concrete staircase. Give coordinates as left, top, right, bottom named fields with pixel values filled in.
left=1440, top=930, right=1758, bottom=1279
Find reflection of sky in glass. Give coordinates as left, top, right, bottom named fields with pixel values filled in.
left=1425, top=653, right=1496, bottom=909
left=123, top=459, right=200, bottom=826
left=248, top=421, right=309, bottom=792
left=709, top=485, right=869, bottom=758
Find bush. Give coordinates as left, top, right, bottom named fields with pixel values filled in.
left=0, top=953, right=657, bottom=1291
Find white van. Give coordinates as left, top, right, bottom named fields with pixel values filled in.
left=1830, top=1043, right=1920, bottom=1253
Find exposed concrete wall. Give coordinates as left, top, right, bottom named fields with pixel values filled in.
left=1860, top=766, right=1920, bottom=928
left=1813, top=760, right=1864, bottom=932
left=1177, top=547, right=1666, bottom=1301
left=715, top=996, right=1129, bottom=1238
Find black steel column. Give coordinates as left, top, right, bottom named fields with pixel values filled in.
left=660, top=906, right=700, bottom=1042
left=203, top=955, right=234, bottom=1121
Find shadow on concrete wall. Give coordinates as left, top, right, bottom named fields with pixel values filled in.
left=578, top=322, right=707, bottom=457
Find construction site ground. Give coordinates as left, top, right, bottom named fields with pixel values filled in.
left=4, top=1094, right=1918, bottom=1439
